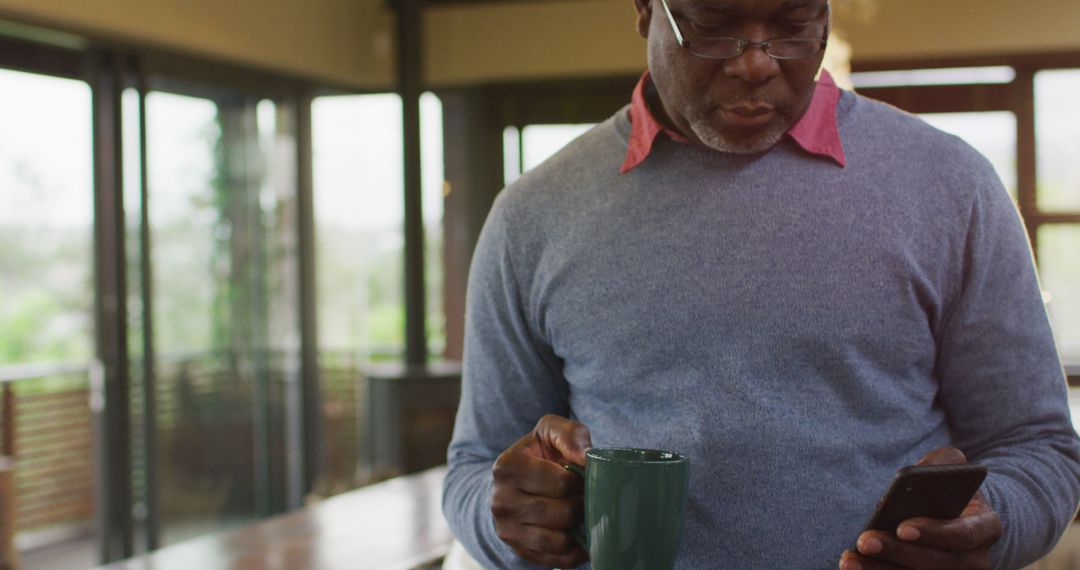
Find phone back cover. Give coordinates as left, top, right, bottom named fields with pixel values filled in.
left=866, top=464, right=988, bottom=533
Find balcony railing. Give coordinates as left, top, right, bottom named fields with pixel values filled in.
left=0, top=361, right=97, bottom=552
left=0, top=352, right=384, bottom=556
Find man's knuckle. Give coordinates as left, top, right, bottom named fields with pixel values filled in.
left=522, top=496, right=546, bottom=520
left=552, top=500, right=577, bottom=527
left=531, top=530, right=553, bottom=552
left=490, top=489, right=516, bottom=519
left=958, top=517, right=991, bottom=549
left=512, top=544, right=549, bottom=566
left=552, top=471, right=577, bottom=495
left=528, top=549, right=571, bottom=569
left=532, top=530, right=565, bottom=554
left=552, top=531, right=575, bottom=553
left=530, top=498, right=573, bottom=528
left=537, top=530, right=573, bottom=553
left=490, top=500, right=509, bottom=519
left=965, top=523, right=979, bottom=549
left=494, top=522, right=516, bottom=544
left=492, top=455, right=513, bottom=481
left=538, top=414, right=561, bottom=429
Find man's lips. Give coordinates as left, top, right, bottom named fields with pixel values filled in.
left=718, top=104, right=778, bottom=129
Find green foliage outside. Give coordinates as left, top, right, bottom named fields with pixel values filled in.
left=0, top=290, right=89, bottom=365
left=0, top=217, right=93, bottom=368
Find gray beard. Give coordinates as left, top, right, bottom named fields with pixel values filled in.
left=687, top=105, right=789, bottom=155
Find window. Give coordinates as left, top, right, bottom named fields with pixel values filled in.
left=311, top=92, right=445, bottom=490
left=1039, top=226, right=1080, bottom=361
left=851, top=66, right=1015, bottom=88
left=421, top=93, right=446, bottom=359
left=313, top=94, right=407, bottom=361
left=503, top=123, right=596, bottom=185
left=1035, top=69, right=1080, bottom=362
left=312, top=92, right=445, bottom=363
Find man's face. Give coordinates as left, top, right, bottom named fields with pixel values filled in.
left=635, top=0, right=828, bottom=154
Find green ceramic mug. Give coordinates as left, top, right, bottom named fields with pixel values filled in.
left=565, top=447, right=689, bottom=570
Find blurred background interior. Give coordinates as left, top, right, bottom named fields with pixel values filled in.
left=0, top=0, right=1078, bottom=568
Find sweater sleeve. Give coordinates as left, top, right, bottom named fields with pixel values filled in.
left=933, top=165, right=1080, bottom=569
left=442, top=192, right=571, bottom=569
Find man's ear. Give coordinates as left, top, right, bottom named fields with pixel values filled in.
left=633, top=0, right=653, bottom=39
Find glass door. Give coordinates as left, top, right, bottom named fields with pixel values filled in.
left=0, top=66, right=97, bottom=569
left=127, top=83, right=302, bottom=546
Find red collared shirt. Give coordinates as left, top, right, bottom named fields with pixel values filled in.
left=621, top=69, right=846, bottom=173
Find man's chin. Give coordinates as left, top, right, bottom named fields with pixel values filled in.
left=687, top=108, right=790, bottom=154
left=691, top=122, right=787, bottom=155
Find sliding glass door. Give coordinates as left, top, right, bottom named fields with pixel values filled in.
left=0, top=66, right=97, bottom=569
left=123, top=81, right=303, bottom=547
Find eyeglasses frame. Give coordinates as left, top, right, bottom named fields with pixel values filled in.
left=658, top=0, right=831, bottom=61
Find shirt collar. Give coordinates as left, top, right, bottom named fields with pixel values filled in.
left=621, top=69, right=846, bottom=173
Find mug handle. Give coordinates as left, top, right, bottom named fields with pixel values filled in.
left=563, top=464, right=587, bottom=550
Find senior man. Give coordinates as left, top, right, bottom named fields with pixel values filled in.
left=442, top=0, right=1080, bottom=568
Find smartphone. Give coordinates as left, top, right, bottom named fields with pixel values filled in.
left=863, top=463, right=988, bottom=534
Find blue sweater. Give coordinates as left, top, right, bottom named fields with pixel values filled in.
left=443, top=90, right=1080, bottom=569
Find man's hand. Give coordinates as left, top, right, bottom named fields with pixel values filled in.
left=840, top=447, right=1003, bottom=570
left=491, top=414, right=593, bottom=569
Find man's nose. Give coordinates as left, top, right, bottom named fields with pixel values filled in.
left=722, top=42, right=780, bottom=85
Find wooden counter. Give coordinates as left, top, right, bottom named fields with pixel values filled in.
left=95, top=466, right=451, bottom=570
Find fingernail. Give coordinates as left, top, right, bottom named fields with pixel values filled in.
left=898, top=525, right=920, bottom=541
left=840, top=559, right=862, bottom=570
left=858, top=536, right=882, bottom=554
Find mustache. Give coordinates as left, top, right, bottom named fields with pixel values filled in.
left=698, top=96, right=790, bottom=116
left=715, top=96, right=783, bottom=108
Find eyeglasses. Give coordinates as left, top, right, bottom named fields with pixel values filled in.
left=658, top=0, right=829, bottom=60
